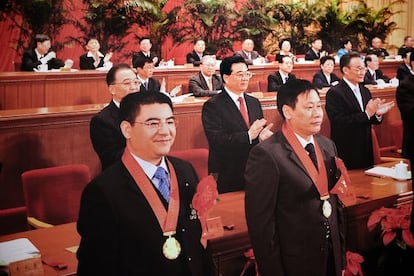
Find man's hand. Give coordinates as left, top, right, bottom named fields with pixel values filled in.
left=259, top=123, right=274, bottom=141
left=376, top=100, right=394, bottom=115
left=104, top=52, right=113, bottom=63
left=248, top=119, right=267, bottom=140
left=169, top=85, right=182, bottom=97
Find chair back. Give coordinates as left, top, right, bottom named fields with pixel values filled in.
left=21, top=164, right=91, bottom=225
left=169, top=148, right=209, bottom=179
left=0, top=206, right=29, bottom=235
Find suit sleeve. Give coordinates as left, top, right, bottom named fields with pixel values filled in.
left=312, top=72, right=327, bottom=89
left=77, top=181, right=118, bottom=275
left=201, top=100, right=252, bottom=149
left=325, top=87, right=379, bottom=128
left=245, top=145, right=284, bottom=276
left=79, top=55, right=91, bottom=70
left=267, top=74, right=280, bottom=92
left=90, top=116, right=125, bottom=170
left=21, top=51, right=41, bottom=71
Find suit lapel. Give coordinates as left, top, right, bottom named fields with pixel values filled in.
left=222, top=91, right=249, bottom=130
left=341, top=81, right=364, bottom=112
left=199, top=73, right=209, bottom=90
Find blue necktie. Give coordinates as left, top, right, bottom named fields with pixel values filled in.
left=153, top=167, right=170, bottom=202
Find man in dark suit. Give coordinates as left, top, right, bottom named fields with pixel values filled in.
left=245, top=79, right=346, bottom=276
left=90, top=64, right=139, bottom=170
left=363, top=37, right=389, bottom=58
left=395, top=51, right=414, bottom=234
left=186, top=39, right=206, bottom=66
left=135, top=56, right=161, bottom=93
left=79, top=38, right=112, bottom=70
left=132, top=38, right=161, bottom=67
left=398, top=36, right=413, bottom=56
left=234, top=39, right=263, bottom=65
left=202, top=55, right=273, bottom=193
left=312, top=55, right=340, bottom=89
left=363, top=54, right=390, bottom=85
left=267, top=55, right=296, bottom=92
left=21, top=34, right=64, bottom=71
left=396, top=49, right=412, bottom=81
left=305, top=38, right=327, bottom=61
left=326, top=53, right=394, bottom=169
left=78, top=92, right=209, bottom=276
left=188, top=55, right=223, bottom=97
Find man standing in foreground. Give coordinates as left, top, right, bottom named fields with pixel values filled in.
left=202, top=55, right=273, bottom=193
left=325, top=53, right=394, bottom=169
left=245, top=79, right=345, bottom=276
left=78, top=92, right=209, bottom=275
left=90, top=64, right=140, bottom=170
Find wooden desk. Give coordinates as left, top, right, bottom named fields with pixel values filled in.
left=0, top=223, right=79, bottom=276
left=0, top=61, right=400, bottom=110
left=1, top=169, right=411, bottom=276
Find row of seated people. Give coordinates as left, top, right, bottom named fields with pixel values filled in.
left=20, top=33, right=413, bottom=72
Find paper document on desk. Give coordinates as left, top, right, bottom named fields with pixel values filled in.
left=364, top=166, right=412, bottom=180
left=0, top=238, right=40, bottom=265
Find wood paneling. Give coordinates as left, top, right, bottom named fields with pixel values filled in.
left=0, top=61, right=401, bottom=109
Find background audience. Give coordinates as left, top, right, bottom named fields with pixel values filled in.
left=363, top=54, right=390, bottom=85
left=363, top=37, right=389, bottom=58
left=234, top=39, right=263, bottom=65
left=312, top=55, right=340, bottom=89
left=79, top=38, right=112, bottom=70
left=268, top=55, right=296, bottom=92
left=188, top=55, right=223, bottom=97
left=186, top=39, right=206, bottom=66
left=21, top=34, right=64, bottom=71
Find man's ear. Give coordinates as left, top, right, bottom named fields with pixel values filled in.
left=282, top=105, right=292, bottom=120
left=120, top=121, right=132, bottom=139
left=109, top=85, right=116, bottom=96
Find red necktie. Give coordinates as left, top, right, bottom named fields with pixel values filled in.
left=238, top=96, right=250, bottom=127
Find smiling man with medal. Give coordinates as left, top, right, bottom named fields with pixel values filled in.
left=245, top=79, right=346, bottom=276
left=77, top=92, right=209, bottom=276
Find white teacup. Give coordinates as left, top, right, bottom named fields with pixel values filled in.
left=394, top=161, right=409, bottom=179
left=37, top=64, right=48, bottom=72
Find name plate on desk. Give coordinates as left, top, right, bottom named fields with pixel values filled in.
left=8, top=256, right=44, bottom=276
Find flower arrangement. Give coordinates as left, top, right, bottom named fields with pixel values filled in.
left=344, top=251, right=364, bottom=276
left=367, top=204, right=414, bottom=249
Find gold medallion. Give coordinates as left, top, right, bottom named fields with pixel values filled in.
left=322, top=199, right=332, bottom=218
left=162, top=236, right=181, bottom=260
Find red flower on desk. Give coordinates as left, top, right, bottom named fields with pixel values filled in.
left=367, top=204, right=414, bottom=249
left=192, top=175, right=218, bottom=234
left=344, top=251, right=364, bottom=276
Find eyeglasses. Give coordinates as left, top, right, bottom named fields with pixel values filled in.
left=231, top=71, right=253, bottom=79
left=134, top=118, right=177, bottom=130
left=112, top=79, right=140, bottom=87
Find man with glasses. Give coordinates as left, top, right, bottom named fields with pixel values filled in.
left=325, top=53, right=394, bottom=169
left=202, top=55, right=273, bottom=193
left=78, top=92, right=210, bottom=275
left=188, top=55, right=223, bottom=97
left=90, top=63, right=140, bottom=170
left=267, top=55, right=296, bottom=92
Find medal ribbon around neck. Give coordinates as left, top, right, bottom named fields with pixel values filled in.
left=122, top=148, right=180, bottom=235
left=281, top=123, right=329, bottom=199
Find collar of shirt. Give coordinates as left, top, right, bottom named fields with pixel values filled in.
left=112, top=99, right=120, bottom=108
left=294, top=133, right=315, bottom=148
left=368, top=68, right=375, bottom=76
left=35, top=49, right=43, bottom=60
left=202, top=72, right=213, bottom=81
left=87, top=51, right=104, bottom=58
left=142, top=51, right=150, bottom=57
left=279, top=71, right=289, bottom=80
left=243, top=51, right=252, bottom=57
left=225, top=88, right=245, bottom=108
left=130, top=152, right=169, bottom=187
left=343, top=77, right=359, bottom=92
left=323, top=72, right=331, bottom=82
left=138, top=76, right=149, bottom=83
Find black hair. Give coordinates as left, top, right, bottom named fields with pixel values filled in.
left=133, top=56, right=153, bottom=69
left=120, top=92, right=173, bottom=124
left=106, top=63, right=133, bottom=86
left=320, top=55, right=335, bottom=65
left=220, top=55, right=248, bottom=81
left=277, top=79, right=318, bottom=120
left=339, top=52, right=362, bottom=73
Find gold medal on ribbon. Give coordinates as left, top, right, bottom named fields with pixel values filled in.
left=322, top=199, right=332, bottom=218
left=162, top=235, right=181, bottom=260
